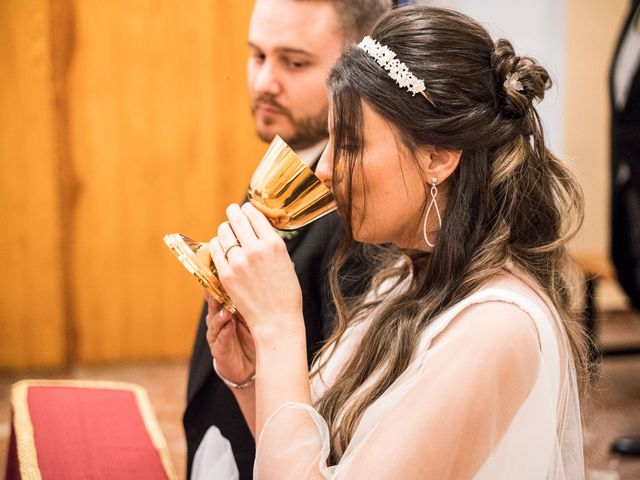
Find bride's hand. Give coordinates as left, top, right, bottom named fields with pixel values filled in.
left=210, top=203, right=304, bottom=337
left=204, top=293, right=256, bottom=385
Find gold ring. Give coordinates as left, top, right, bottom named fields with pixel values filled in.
left=223, top=242, right=240, bottom=261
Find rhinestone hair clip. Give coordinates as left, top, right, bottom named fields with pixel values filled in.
left=504, top=72, right=524, bottom=93
left=357, top=36, right=435, bottom=106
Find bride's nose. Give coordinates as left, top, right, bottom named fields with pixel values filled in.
left=315, top=144, right=333, bottom=190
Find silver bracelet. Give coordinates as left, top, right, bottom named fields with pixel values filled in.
left=213, top=357, right=256, bottom=389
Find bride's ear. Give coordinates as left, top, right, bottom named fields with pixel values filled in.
left=418, top=146, right=461, bottom=184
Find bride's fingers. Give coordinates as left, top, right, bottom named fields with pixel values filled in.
left=207, top=295, right=232, bottom=322
left=205, top=307, right=233, bottom=346
left=217, top=222, right=241, bottom=257
left=235, top=321, right=256, bottom=361
left=212, top=318, right=238, bottom=356
left=241, top=202, right=279, bottom=240
left=205, top=292, right=223, bottom=312
left=210, top=236, right=233, bottom=276
left=226, top=203, right=259, bottom=248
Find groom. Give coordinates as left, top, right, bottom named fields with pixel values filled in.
left=183, top=1, right=391, bottom=478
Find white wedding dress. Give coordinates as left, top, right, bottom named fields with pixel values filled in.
left=254, top=271, right=585, bottom=479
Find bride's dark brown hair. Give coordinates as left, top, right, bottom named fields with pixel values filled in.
left=312, top=6, right=587, bottom=462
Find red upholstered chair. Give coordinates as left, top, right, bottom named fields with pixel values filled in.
left=5, top=379, right=177, bottom=479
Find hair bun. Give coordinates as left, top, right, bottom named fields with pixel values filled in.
left=491, top=38, right=551, bottom=117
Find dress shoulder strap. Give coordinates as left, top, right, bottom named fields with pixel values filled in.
left=418, top=287, right=561, bottom=398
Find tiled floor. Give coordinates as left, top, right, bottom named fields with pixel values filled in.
left=1, top=311, right=639, bottom=479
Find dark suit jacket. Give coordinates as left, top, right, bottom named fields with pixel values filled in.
left=610, top=0, right=640, bottom=309
left=183, top=200, right=349, bottom=479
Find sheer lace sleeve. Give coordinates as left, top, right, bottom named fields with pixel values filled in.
left=255, top=300, right=555, bottom=479
left=255, top=403, right=332, bottom=479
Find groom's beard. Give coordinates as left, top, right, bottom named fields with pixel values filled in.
left=251, top=94, right=328, bottom=150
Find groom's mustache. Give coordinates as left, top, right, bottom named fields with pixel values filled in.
left=251, top=94, right=294, bottom=122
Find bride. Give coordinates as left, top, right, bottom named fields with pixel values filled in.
left=199, top=6, right=586, bottom=479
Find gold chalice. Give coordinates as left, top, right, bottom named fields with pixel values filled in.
left=164, top=135, right=336, bottom=313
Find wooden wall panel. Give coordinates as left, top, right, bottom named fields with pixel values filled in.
left=564, top=0, right=629, bottom=309
left=69, top=1, right=264, bottom=362
left=1, top=0, right=266, bottom=367
left=0, top=0, right=66, bottom=368
left=565, top=0, right=627, bottom=257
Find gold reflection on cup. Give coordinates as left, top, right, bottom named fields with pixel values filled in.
left=164, top=135, right=337, bottom=313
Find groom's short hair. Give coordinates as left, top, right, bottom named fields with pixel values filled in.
left=306, top=0, right=393, bottom=42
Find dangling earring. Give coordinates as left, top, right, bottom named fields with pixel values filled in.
left=423, top=177, right=442, bottom=248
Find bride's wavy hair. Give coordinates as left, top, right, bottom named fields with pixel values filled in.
left=312, top=6, right=587, bottom=462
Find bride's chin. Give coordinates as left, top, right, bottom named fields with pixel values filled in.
left=350, top=227, right=366, bottom=243
left=351, top=227, right=384, bottom=245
